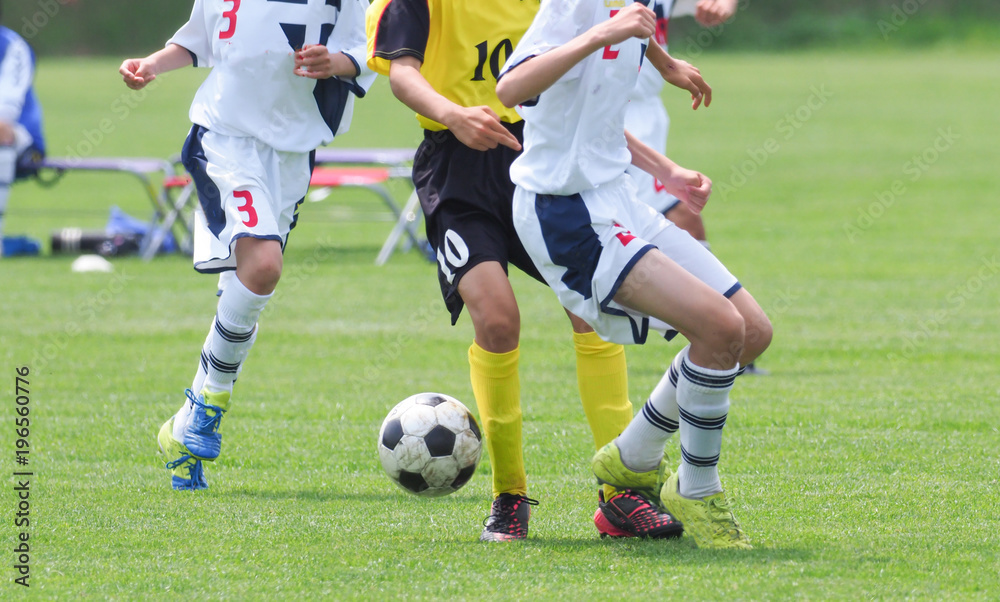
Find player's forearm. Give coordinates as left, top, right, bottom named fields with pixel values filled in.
left=328, top=52, right=361, bottom=78
left=645, top=42, right=673, bottom=80
left=626, top=129, right=680, bottom=179
left=388, top=59, right=464, bottom=129
left=496, top=30, right=608, bottom=108
left=146, top=44, right=195, bottom=77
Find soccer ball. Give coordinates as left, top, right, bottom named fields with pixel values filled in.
left=377, top=392, right=482, bottom=497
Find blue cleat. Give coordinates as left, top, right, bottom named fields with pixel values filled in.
left=157, top=417, right=208, bottom=490
left=181, top=388, right=230, bottom=461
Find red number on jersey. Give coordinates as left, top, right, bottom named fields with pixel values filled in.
left=234, top=190, right=258, bottom=227
left=602, top=10, right=621, bottom=60
left=220, top=0, right=241, bottom=40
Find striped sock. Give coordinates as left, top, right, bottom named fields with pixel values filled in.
left=204, top=274, right=269, bottom=395
left=615, top=348, right=685, bottom=471
left=676, top=350, right=738, bottom=499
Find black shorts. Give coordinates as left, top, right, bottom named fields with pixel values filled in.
left=412, top=121, right=545, bottom=324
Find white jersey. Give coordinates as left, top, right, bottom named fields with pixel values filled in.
left=501, top=0, right=646, bottom=195
left=169, top=0, right=375, bottom=153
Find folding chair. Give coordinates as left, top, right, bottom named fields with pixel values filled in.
left=38, top=156, right=193, bottom=259
left=307, top=165, right=424, bottom=265
left=310, top=147, right=425, bottom=266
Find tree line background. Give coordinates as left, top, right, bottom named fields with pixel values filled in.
left=4, top=0, right=999, bottom=56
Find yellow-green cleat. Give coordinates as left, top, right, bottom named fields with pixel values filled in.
left=659, top=472, right=751, bottom=549
left=157, top=417, right=207, bottom=490
left=592, top=441, right=671, bottom=505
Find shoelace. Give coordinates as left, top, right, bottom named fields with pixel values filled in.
left=707, top=496, right=745, bottom=536
left=165, top=454, right=193, bottom=470
left=482, top=495, right=539, bottom=531
left=185, top=388, right=225, bottom=433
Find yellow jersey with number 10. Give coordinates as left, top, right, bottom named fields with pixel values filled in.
left=366, top=0, right=539, bottom=131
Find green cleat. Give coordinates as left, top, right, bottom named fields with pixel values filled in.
left=157, top=417, right=207, bottom=490
left=659, top=472, right=751, bottom=549
left=591, top=441, right=671, bottom=505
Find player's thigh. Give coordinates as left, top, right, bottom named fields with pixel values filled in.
left=457, top=261, right=520, bottom=352
left=614, top=248, right=740, bottom=341
left=457, top=261, right=519, bottom=321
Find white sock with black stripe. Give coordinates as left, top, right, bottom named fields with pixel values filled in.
left=173, top=321, right=215, bottom=441
left=204, top=274, right=269, bottom=395
left=676, top=349, right=738, bottom=499
left=614, top=348, right=686, bottom=471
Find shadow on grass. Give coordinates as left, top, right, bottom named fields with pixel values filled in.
left=518, top=536, right=815, bottom=565
left=223, top=487, right=483, bottom=505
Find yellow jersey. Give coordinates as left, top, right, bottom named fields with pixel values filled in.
left=366, top=0, right=539, bottom=130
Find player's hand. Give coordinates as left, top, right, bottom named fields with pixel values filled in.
left=119, top=58, right=157, bottom=90
left=294, top=44, right=337, bottom=79
left=664, top=167, right=712, bottom=214
left=445, top=106, right=522, bottom=152
left=695, top=0, right=738, bottom=27
left=594, top=2, right=656, bottom=47
left=658, top=54, right=712, bottom=110
left=0, top=121, right=15, bottom=147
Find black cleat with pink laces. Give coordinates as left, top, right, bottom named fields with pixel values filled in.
left=595, top=490, right=684, bottom=539
left=480, top=493, right=539, bottom=542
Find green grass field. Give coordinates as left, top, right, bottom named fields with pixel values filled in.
left=2, top=48, right=999, bottom=599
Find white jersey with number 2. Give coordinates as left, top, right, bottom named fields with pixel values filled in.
left=501, top=0, right=647, bottom=196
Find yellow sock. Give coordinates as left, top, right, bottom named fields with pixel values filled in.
left=573, top=331, right=633, bottom=501
left=469, top=341, right=526, bottom=498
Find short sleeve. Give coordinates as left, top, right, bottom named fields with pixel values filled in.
left=167, top=0, right=214, bottom=68
left=499, top=0, right=588, bottom=82
left=330, top=0, right=377, bottom=97
left=366, top=0, right=430, bottom=76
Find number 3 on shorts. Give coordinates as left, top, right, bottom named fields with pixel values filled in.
left=234, top=190, right=258, bottom=227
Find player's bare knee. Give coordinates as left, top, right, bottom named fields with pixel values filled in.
left=743, top=312, right=773, bottom=361
left=239, top=254, right=283, bottom=295
left=706, top=305, right=745, bottom=368
left=473, top=310, right=520, bottom=352
left=566, top=311, right=594, bottom=334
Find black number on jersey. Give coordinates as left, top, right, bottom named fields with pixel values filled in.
left=471, top=39, right=514, bottom=82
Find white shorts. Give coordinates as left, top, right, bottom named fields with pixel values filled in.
left=512, top=175, right=739, bottom=345
left=624, top=95, right=680, bottom=214
left=182, top=126, right=311, bottom=273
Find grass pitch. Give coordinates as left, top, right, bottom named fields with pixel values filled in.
left=2, top=49, right=999, bottom=599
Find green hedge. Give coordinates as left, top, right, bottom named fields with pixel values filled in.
left=4, top=0, right=999, bottom=56
left=668, top=0, right=1000, bottom=53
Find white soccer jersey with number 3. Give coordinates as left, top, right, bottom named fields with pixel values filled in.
left=169, top=0, right=374, bottom=153
left=501, top=0, right=647, bottom=195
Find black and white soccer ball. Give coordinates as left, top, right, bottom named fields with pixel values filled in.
left=377, top=392, right=482, bottom=497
